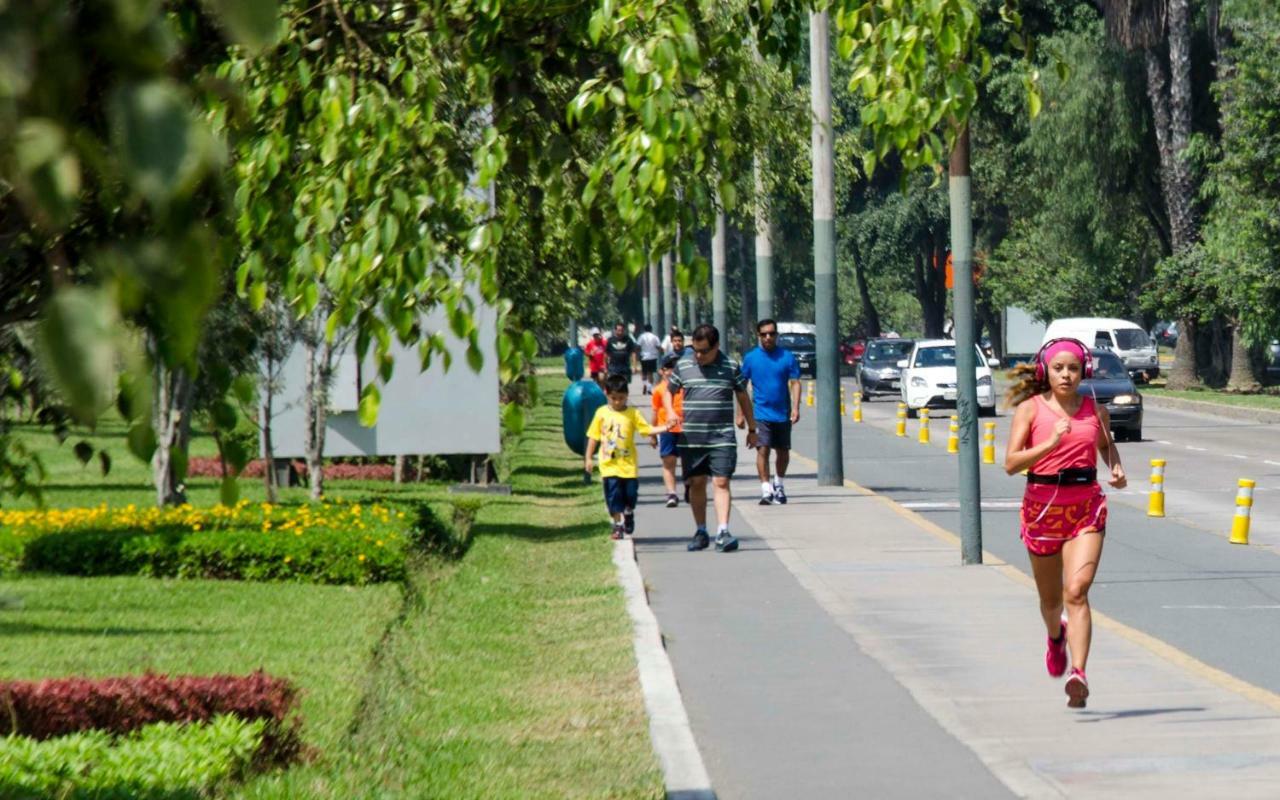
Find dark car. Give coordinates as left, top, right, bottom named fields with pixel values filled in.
left=857, top=338, right=915, bottom=399
left=1082, top=349, right=1143, bottom=441
left=779, top=332, right=817, bottom=378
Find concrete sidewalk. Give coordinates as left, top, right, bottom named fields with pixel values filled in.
left=628, top=403, right=1280, bottom=798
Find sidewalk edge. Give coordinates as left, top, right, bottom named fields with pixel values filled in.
left=613, top=538, right=717, bottom=800
left=788, top=449, right=1280, bottom=716
left=1143, top=393, right=1280, bottom=424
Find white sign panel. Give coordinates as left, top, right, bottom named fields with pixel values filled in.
left=266, top=299, right=501, bottom=458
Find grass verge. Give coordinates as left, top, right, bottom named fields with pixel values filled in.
left=1142, top=386, right=1280, bottom=413
left=240, top=376, right=664, bottom=799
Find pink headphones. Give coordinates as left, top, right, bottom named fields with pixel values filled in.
left=1035, top=338, right=1094, bottom=381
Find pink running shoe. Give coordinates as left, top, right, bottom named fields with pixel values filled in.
left=1046, top=620, right=1068, bottom=678
left=1065, top=668, right=1089, bottom=708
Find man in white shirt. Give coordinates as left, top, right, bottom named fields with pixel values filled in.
left=636, top=323, right=663, bottom=394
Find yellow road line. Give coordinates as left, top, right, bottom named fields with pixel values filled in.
left=785, top=450, right=1280, bottom=715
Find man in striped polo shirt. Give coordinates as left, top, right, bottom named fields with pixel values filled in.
left=663, top=324, right=757, bottom=552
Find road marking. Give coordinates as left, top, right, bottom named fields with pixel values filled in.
left=1265, top=461, right=1280, bottom=468
left=1162, top=605, right=1280, bottom=610
left=1157, top=440, right=1173, bottom=445
left=900, top=500, right=1022, bottom=511
left=1185, top=445, right=1208, bottom=451
left=1228, top=454, right=1250, bottom=460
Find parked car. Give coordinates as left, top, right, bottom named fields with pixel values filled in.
left=778, top=330, right=817, bottom=378
left=857, top=338, right=915, bottom=399
left=1043, top=317, right=1159, bottom=381
left=898, top=340, right=999, bottom=417
left=1082, top=349, right=1143, bottom=442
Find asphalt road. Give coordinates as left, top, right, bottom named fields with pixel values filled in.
left=782, top=379, right=1280, bottom=697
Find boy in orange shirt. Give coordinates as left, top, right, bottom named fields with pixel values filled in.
left=651, top=353, right=685, bottom=508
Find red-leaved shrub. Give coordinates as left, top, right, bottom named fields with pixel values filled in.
left=185, top=457, right=411, bottom=482
left=0, top=671, right=301, bottom=763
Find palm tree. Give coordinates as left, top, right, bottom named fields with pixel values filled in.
left=1100, top=0, right=1200, bottom=388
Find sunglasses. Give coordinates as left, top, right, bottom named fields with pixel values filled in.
left=692, top=346, right=712, bottom=356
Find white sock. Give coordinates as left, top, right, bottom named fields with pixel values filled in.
left=717, top=524, right=730, bottom=534
left=761, top=481, right=773, bottom=496
left=774, top=478, right=784, bottom=488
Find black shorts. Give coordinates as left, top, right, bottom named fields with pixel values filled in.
left=602, top=477, right=639, bottom=514
left=641, top=358, right=658, bottom=374
left=756, top=420, right=792, bottom=450
left=680, top=446, right=736, bottom=478
left=607, top=365, right=631, bottom=378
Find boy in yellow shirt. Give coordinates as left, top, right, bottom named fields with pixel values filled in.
left=585, top=374, right=673, bottom=539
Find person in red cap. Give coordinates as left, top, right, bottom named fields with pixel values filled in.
left=1005, top=337, right=1126, bottom=710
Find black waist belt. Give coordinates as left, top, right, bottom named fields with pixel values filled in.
left=1027, top=468, right=1097, bottom=486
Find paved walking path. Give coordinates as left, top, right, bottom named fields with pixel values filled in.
left=628, top=391, right=1280, bottom=799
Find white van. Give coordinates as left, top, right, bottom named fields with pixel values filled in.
left=1042, top=318, right=1159, bottom=380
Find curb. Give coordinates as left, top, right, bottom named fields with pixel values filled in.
left=612, top=538, right=716, bottom=800
left=1142, top=393, right=1280, bottom=424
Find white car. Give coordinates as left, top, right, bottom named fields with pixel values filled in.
left=898, top=339, right=999, bottom=418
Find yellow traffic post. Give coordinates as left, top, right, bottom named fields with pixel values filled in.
left=918, top=408, right=931, bottom=444
left=982, top=422, right=996, bottom=464
left=947, top=415, right=959, bottom=454
left=852, top=391, right=863, bottom=423
left=1230, top=478, right=1255, bottom=545
left=806, top=380, right=815, bottom=408
left=1147, top=459, right=1166, bottom=517
left=896, top=403, right=907, bottom=437
left=840, top=385, right=846, bottom=416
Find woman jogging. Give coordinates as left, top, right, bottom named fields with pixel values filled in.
left=1004, top=338, right=1126, bottom=709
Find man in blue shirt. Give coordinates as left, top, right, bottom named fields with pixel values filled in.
left=738, top=318, right=801, bottom=505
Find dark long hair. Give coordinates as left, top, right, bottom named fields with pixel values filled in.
left=1004, top=363, right=1049, bottom=409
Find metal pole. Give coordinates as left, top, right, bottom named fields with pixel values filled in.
left=712, top=209, right=728, bottom=340
left=676, top=286, right=686, bottom=330
left=949, top=125, right=983, bottom=564
left=648, top=260, right=660, bottom=332
left=753, top=157, right=774, bottom=322
left=662, top=252, right=674, bottom=335
left=641, top=272, right=649, bottom=332
left=810, top=9, right=843, bottom=486
left=568, top=318, right=577, bottom=348
left=688, top=286, right=697, bottom=329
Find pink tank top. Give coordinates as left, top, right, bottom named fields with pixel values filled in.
left=1028, top=394, right=1101, bottom=476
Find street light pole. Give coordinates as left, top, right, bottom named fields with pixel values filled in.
left=662, top=252, right=674, bottom=335
left=810, top=8, right=843, bottom=486
left=753, top=157, right=773, bottom=322
left=713, top=210, right=727, bottom=338
left=648, top=260, right=660, bottom=332
left=949, top=125, right=983, bottom=564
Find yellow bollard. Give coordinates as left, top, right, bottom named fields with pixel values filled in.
left=947, top=415, right=959, bottom=454
left=896, top=402, right=907, bottom=437
left=918, top=408, right=931, bottom=444
left=1147, top=459, right=1166, bottom=517
left=1230, top=478, right=1255, bottom=544
left=840, top=385, right=846, bottom=416
left=806, top=381, right=815, bottom=408
left=852, top=391, right=863, bottom=423
left=982, top=422, right=996, bottom=464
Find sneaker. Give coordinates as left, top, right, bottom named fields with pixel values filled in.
left=1065, top=668, right=1089, bottom=708
left=1046, top=620, right=1068, bottom=678
left=714, top=531, right=739, bottom=553
left=773, top=485, right=788, bottom=505
left=611, top=524, right=625, bottom=541
left=759, top=492, right=774, bottom=506
left=623, top=511, right=635, bottom=534
left=687, top=530, right=710, bottom=551
left=665, top=494, right=678, bottom=508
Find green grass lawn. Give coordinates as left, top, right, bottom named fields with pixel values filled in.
left=1, top=376, right=663, bottom=798
left=1142, top=386, right=1280, bottom=412
left=0, top=576, right=401, bottom=757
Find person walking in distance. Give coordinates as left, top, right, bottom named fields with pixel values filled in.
left=651, top=353, right=684, bottom=507
left=739, top=319, right=801, bottom=505
left=605, top=322, right=638, bottom=390
left=662, top=324, right=756, bottom=553
left=584, top=327, right=608, bottom=386
left=1005, top=338, right=1126, bottom=709
left=637, top=323, right=663, bottom=394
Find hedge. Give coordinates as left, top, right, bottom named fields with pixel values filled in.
left=0, top=672, right=300, bottom=764
left=0, top=715, right=265, bottom=800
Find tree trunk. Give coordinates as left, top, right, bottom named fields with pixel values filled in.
left=912, top=247, right=946, bottom=339
left=303, top=329, right=333, bottom=502
left=152, top=357, right=193, bottom=507
left=850, top=239, right=881, bottom=337
left=261, top=350, right=278, bottom=503
left=394, top=454, right=407, bottom=484
left=1168, top=317, right=1198, bottom=389
left=1225, top=321, right=1261, bottom=392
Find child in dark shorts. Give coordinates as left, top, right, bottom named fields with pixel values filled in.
left=585, top=374, right=672, bottom=539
